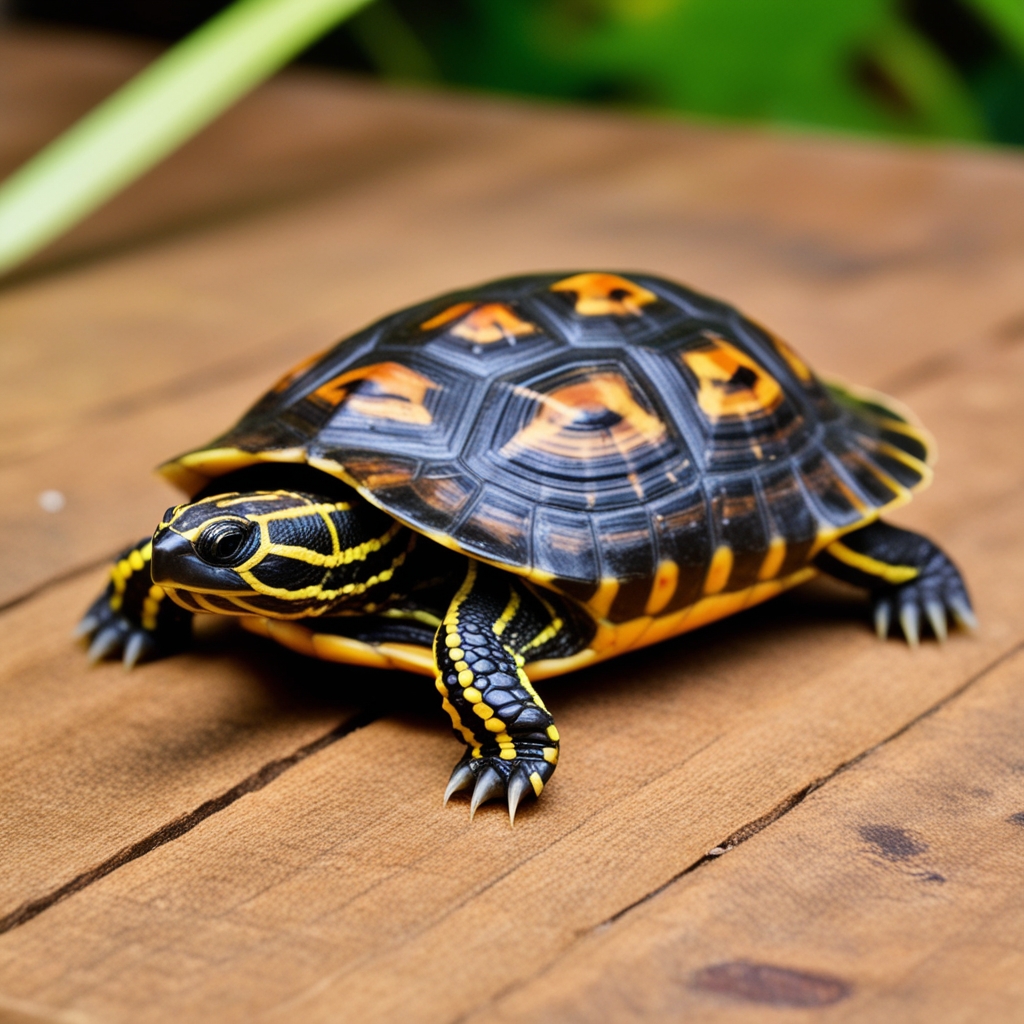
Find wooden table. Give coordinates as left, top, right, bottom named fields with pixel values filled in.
left=3, top=25, right=1024, bottom=1024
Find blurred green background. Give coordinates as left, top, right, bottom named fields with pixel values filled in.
left=11, top=0, right=1024, bottom=146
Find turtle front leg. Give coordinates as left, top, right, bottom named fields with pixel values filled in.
left=77, top=537, right=193, bottom=668
left=814, top=521, right=976, bottom=645
left=435, top=561, right=560, bottom=824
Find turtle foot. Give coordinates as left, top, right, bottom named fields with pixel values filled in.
left=76, top=594, right=163, bottom=669
left=873, top=552, right=976, bottom=647
left=76, top=581, right=190, bottom=669
left=443, top=749, right=555, bottom=825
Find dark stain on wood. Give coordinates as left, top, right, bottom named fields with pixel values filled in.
left=858, top=823, right=928, bottom=861
left=993, top=312, right=1024, bottom=346
left=690, top=961, right=851, bottom=1007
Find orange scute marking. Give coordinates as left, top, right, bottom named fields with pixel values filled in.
left=682, top=335, right=783, bottom=420
left=504, top=373, right=666, bottom=462
left=550, top=273, right=657, bottom=316
left=420, top=302, right=475, bottom=331
left=451, top=304, right=537, bottom=344
left=341, top=457, right=415, bottom=489
left=311, top=362, right=439, bottom=424
left=422, top=302, right=537, bottom=344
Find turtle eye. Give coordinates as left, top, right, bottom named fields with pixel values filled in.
left=195, top=519, right=256, bottom=566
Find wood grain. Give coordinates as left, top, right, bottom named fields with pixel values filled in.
left=473, top=642, right=1024, bottom=1024
left=0, top=570, right=362, bottom=925
left=3, top=25, right=1024, bottom=1024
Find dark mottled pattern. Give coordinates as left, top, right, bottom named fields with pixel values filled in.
left=857, top=823, right=928, bottom=861
left=691, top=961, right=851, bottom=1007
left=175, top=272, right=930, bottom=622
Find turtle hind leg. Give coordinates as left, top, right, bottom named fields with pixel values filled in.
left=77, top=537, right=193, bottom=668
left=435, top=561, right=563, bottom=824
left=814, top=521, right=976, bottom=646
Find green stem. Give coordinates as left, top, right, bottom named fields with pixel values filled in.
left=963, top=0, right=1024, bottom=62
left=0, top=0, right=374, bottom=276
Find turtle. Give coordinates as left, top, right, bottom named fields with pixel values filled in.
left=78, top=271, right=975, bottom=822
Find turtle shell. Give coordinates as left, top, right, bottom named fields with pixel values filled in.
left=162, top=272, right=933, bottom=625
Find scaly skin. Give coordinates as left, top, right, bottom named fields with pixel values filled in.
left=76, top=538, right=193, bottom=668
left=434, top=561, right=562, bottom=824
left=814, top=521, right=976, bottom=645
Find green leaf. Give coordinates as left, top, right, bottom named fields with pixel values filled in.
left=349, top=0, right=439, bottom=81
left=0, top=0, right=374, bottom=277
left=412, top=0, right=984, bottom=140
left=865, top=12, right=985, bottom=139
left=963, top=0, right=1024, bottom=60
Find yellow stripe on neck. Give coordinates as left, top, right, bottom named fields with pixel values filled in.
left=256, top=520, right=405, bottom=569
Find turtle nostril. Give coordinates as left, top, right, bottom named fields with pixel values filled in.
left=150, top=529, right=194, bottom=583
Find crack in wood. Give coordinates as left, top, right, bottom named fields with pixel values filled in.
left=601, top=637, right=1023, bottom=928
left=0, top=712, right=376, bottom=936
left=0, top=553, right=116, bottom=617
left=596, top=781, right=820, bottom=931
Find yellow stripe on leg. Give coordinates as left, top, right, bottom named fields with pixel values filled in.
left=825, top=540, right=919, bottom=585
left=141, top=585, right=166, bottom=632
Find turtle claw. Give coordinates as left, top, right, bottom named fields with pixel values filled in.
left=469, top=766, right=504, bottom=820
left=950, top=596, right=978, bottom=635
left=507, top=769, right=532, bottom=827
left=871, top=545, right=976, bottom=647
left=924, top=599, right=947, bottom=643
left=123, top=631, right=156, bottom=671
left=874, top=598, right=892, bottom=640
left=73, top=612, right=101, bottom=640
left=443, top=763, right=475, bottom=806
left=88, top=625, right=124, bottom=665
left=77, top=547, right=191, bottom=668
left=899, top=603, right=921, bottom=648
left=444, top=752, right=552, bottom=824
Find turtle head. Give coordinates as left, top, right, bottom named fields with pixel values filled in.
left=150, top=489, right=411, bottom=617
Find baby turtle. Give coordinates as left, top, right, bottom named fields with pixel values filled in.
left=79, top=272, right=975, bottom=821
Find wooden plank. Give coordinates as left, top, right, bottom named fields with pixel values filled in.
left=471, top=642, right=1024, bottom=1024
left=0, top=367, right=282, bottom=606
left=0, top=570, right=364, bottom=926
left=0, top=342, right=1020, bottom=1020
